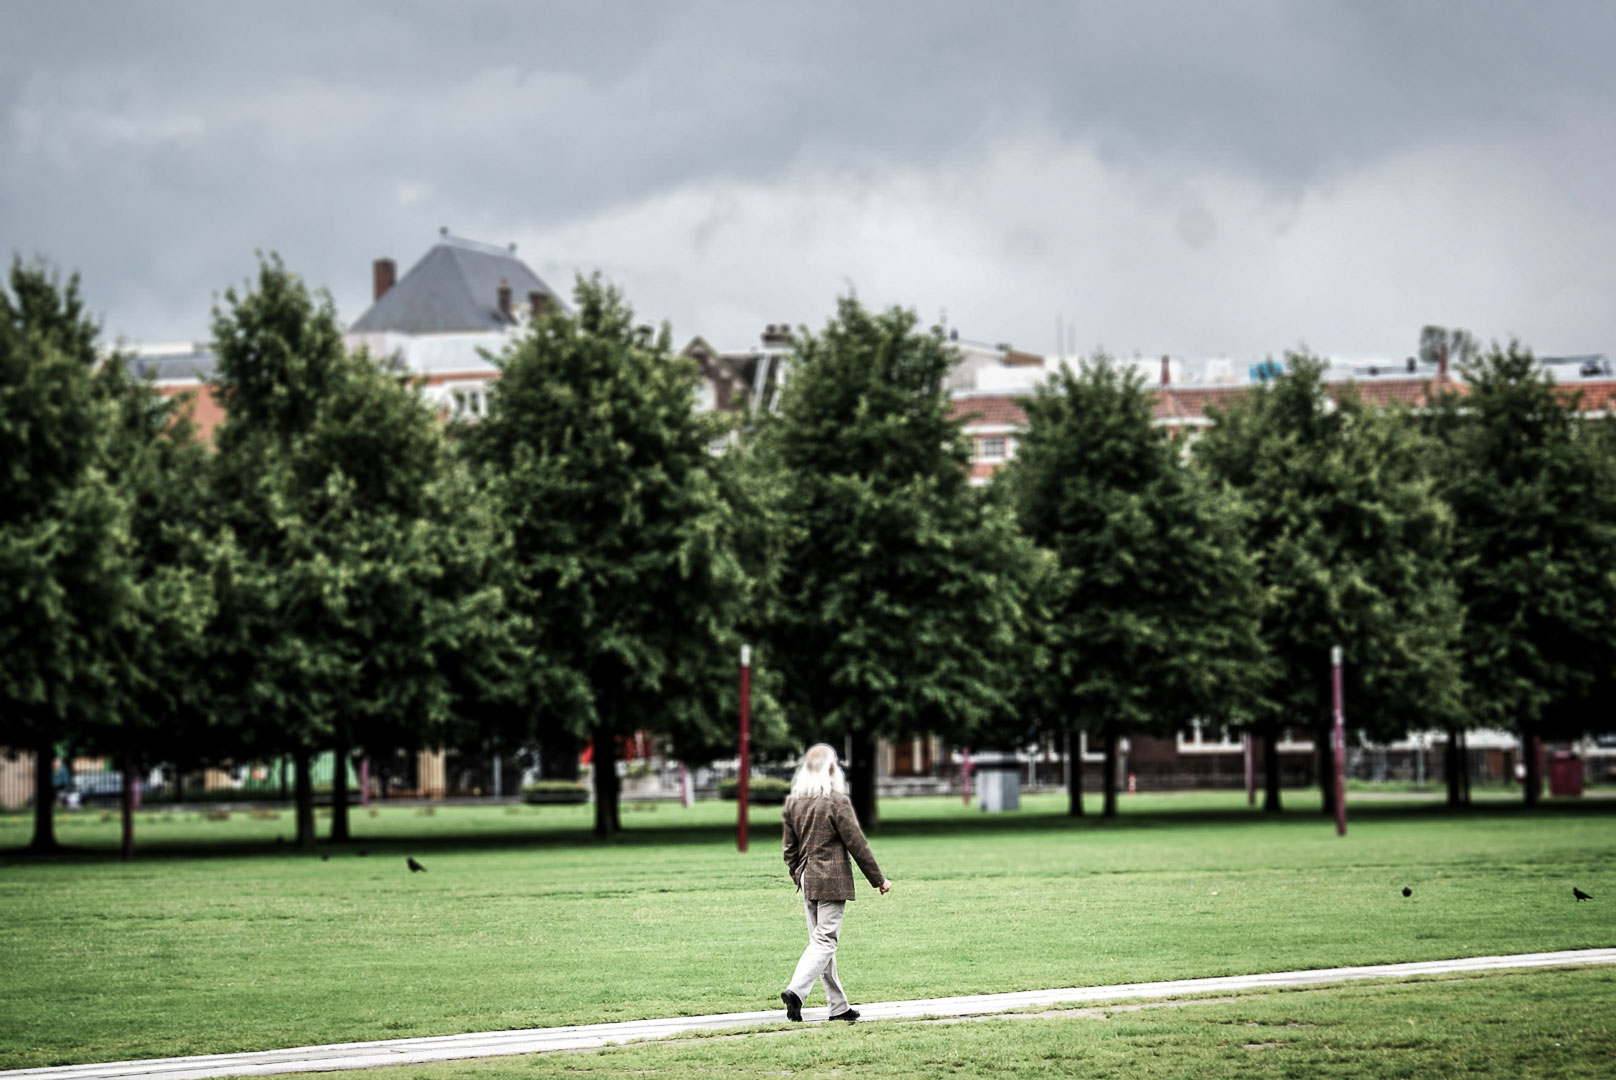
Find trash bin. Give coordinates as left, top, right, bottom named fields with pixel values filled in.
left=973, top=750, right=1021, bottom=812
left=1548, top=752, right=1583, bottom=798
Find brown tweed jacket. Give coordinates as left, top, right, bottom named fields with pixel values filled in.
left=781, top=792, right=884, bottom=902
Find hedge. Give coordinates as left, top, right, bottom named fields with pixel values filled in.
left=718, top=776, right=791, bottom=804
left=521, top=781, right=590, bottom=804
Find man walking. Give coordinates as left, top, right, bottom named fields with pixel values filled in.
left=780, top=743, right=892, bottom=1023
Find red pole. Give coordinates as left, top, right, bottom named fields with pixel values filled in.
left=1243, top=733, right=1255, bottom=807
left=1332, top=645, right=1346, bottom=837
left=738, top=644, right=751, bottom=853
left=121, top=748, right=135, bottom=861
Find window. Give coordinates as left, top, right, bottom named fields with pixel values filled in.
left=694, top=379, right=715, bottom=412
left=1176, top=720, right=1244, bottom=754
left=449, top=385, right=487, bottom=419
left=979, top=436, right=1006, bottom=461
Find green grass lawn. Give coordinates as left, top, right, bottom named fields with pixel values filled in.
left=1, top=792, right=1612, bottom=1069
left=285, top=967, right=1616, bottom=1080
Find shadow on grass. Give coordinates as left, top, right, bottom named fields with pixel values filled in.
left=3, top=794, right=1611, bottom=865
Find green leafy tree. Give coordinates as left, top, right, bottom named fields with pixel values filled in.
left=207, top=256, right=507, bottom=846
left=0, top=261, right=135, bottom=852
left=92, top=351, right=220, bottom=854
left=408, top=455, right=535, bottom=807
left=954, top=494, right=1061, bottom=805
left=1419, top=325, right=1479, bottom=373
left=1426, top=341, right=1616, bottom=805
left=753, top=297, right=1036, bottom=829
left=1196, top=353, right=1464, bottom=812
left=1006, top=357, right=1267, bottom=817
left=459, top=275, right=767, bottom=838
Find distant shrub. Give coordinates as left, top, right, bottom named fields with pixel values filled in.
left=718, top=777, right=791, bottom=804
left=522, top=781, right=590, bottom=804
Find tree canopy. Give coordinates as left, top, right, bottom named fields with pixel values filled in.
left=753, top=297, right=1038, bottom=828
left=1008, top=357, right=1267, bottom=816
left=206, top=255, right=506, bottom=845
left=1427, top=341, right=1616, bottom=803
left=0, top=261, right=137, bottom=851
left=1195, top=353, right=1464, bottom=811
left=458, top=275, right=768, bottom=838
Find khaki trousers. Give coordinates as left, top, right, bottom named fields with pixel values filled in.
left=785, top=898, right=849, bottom=1013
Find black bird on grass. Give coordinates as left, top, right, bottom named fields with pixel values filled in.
left=407, top=857, right=427, bottom=873
left=1573, top=887, right=1592, bottom=901
left=1402, top=886, right=1412, bottom=897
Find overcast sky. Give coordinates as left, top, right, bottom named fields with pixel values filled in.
left=4, top=1, right=1614, bottom=359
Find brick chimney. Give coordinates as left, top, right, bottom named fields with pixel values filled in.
left=761, top=322, right=791, bottom=347
left=1438, top=341, right=1448, bottom=380
left=528, top=290, right=551, bottom=320
left=1160, top=354, right=1171, bottom=386
left=497, top=278, right=513, bottom=322
left=372, top=258, right=396, bottom=301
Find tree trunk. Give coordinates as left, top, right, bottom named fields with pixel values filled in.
left=1444, top=726, right=1463, bottom=808
left=1318, top=719, right=1336, bottom=816
left=293, top=748, right=316, bottom=849
left=1522, top=728, right=1541, bottom=807
left=1101, top=721, right=1118, bottom=818
left=592, top=728, right=620, bottom=839
left=541, top=733, right=580, bottom=781
left=848, top=731, right=878, bottom=831
left=330, top=736, right=350, bottom=842
left=1262, top=722, right=1283, bottom=813
left=121, top=746, right=136, bottom=861
left=28, top=736, right=61, bottom=854
left=1067, top=726, right=1084, bottom=816
left=1459, top=729, right=1471, bottom=805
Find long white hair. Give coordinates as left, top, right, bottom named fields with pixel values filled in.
left=790, top=743, right=846, bottom=798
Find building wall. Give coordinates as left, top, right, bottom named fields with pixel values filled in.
left=156, top=383, right=227, bottom=441
left=0, top=751, right=35, bottom=810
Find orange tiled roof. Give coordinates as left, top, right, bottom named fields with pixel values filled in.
left=1330, top=376, right=1465, bottom=408
left=1151, top=385, right=1254, bottom=422
left=1568, top=381, right=1616, bottom=413
left=952, top=375, right=1496, bottom=431
left=950, top=396, right=1028, bottom=426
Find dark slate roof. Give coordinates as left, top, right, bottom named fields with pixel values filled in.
left=349, top=234, right=566, bottom=334
left=126, top=348, right=217, bottom=383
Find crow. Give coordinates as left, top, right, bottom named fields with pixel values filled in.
left=1402, top=886, right=1412, bottom=897
left=407, top=857, right=427, bottom=873
left=320, top=853, right=330, bottom=862
left=1573, top=887, right=1592, bottom=901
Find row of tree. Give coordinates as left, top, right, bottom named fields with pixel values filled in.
left=5, top=254, right=1615, bottom=856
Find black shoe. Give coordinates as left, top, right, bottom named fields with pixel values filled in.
left=781, top=990, right=803, bottom=1022
left=829, top=1008, right=860, bottom=1023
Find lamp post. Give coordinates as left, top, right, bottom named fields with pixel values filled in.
left=738, top=644, right=751, bottom=853
left=1243, top=733, right=1255, bottom=807
left=1332, top=645, right=1346, bottom=837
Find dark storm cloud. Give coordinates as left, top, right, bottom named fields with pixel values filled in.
left=3, top=1, right=1614, bottom=353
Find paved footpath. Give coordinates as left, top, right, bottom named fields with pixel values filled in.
left=8, top=949, right=1613, bottom=1080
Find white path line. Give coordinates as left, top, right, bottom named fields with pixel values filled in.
left=7, top=949, right=1613, bottom=1080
